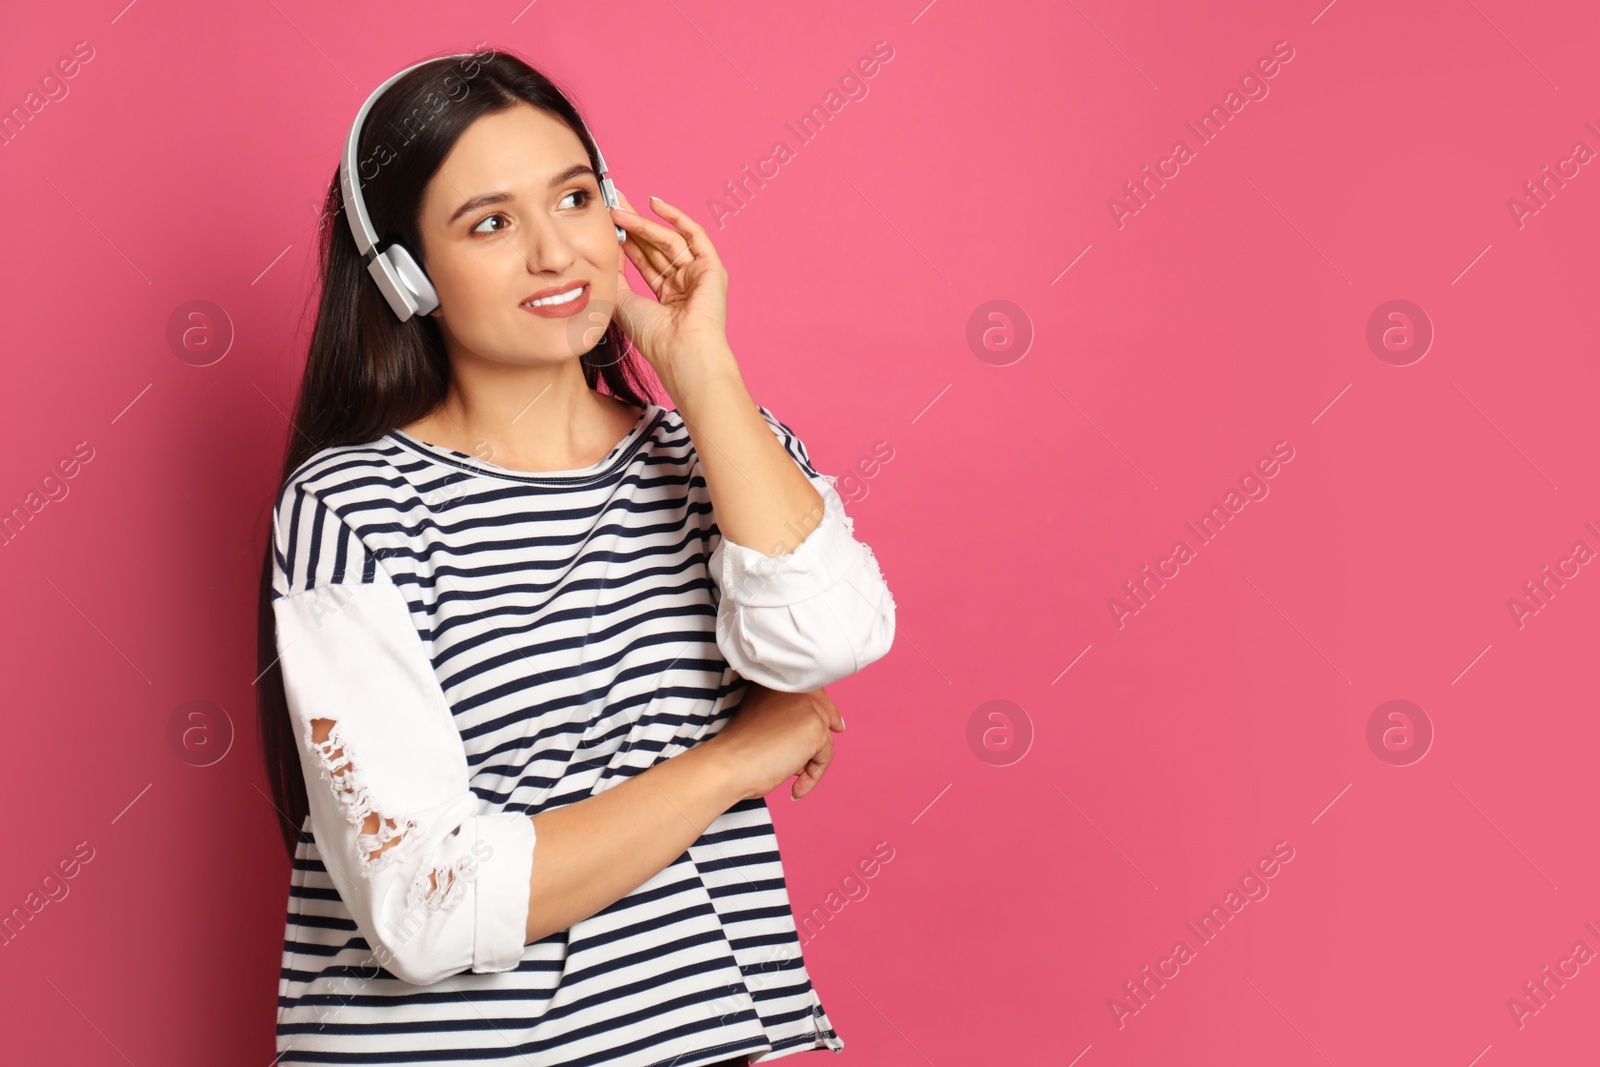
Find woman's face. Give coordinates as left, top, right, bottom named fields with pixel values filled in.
left=415, top=102, right=619, bottom=362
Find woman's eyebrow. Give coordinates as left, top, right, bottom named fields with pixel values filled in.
left=447, top=165, right=598, bottom=225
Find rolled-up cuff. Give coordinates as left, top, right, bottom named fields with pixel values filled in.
left=470, top=812, right=537, bottom=973
left=715, top=480, right=859, bottom=608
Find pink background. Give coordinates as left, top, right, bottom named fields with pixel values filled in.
left=3, top=0, right=1598, bottom=1063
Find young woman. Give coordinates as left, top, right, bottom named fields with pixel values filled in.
left=254, top=47, right=896, bottom=1067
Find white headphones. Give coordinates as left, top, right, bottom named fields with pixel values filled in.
left=339, top=51, right=625, bottom=322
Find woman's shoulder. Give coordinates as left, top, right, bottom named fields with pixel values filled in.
left=273, top=434, right=411, bottom=521
left=269, top=436, right=422, bottom=596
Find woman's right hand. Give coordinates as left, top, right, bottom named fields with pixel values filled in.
left=708, top=684, right=846, bottom=802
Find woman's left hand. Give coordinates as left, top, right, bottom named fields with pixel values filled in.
left=608, top=191, right=732, bottom=387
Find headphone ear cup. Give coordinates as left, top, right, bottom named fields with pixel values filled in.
left=385, top=244, right=440, bottom=317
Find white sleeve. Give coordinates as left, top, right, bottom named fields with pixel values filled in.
left=702, top=407, right=897, bottom=692
left=271, top=486, right=536, bottom=986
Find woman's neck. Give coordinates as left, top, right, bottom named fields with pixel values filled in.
left=399, top=361, right=642, bottom=474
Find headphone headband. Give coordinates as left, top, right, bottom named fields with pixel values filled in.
left=338, top=49, right=623, bottom=321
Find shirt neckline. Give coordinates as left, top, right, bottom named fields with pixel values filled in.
left=388, top=403, right=663, bottom=485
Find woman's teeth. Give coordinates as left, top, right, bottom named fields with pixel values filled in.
left=523, top=286, right=585, bottom=308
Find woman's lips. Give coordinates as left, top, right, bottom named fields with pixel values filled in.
left=519, top=283, right=590, bottom=319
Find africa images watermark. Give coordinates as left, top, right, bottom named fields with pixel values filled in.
left=797, top=839, right=896, bottom=944
left=1505, top=119, right=1600, bottom=230
left=1506, top=916, right=1600, bottom=1030
left=1107, top=39, right=1298, bottom=229
left=704, top=40, right=897, bottom=229
left=1, top=840, right=97, bottom=949
left=1108, top=839, right=1297, bottom=1029
left=1107, top=441, right=1297, bottom=629
left=0, top=39, right=97, bottom=150
left=0, top=440, right=97, bottom=550
left=1505, top=518, right=1600, bottom=630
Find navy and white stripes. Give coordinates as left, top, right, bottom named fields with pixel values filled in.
left=268, top=402, right=893, bottom=1065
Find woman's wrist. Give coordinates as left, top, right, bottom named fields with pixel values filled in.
left=679, top=731, right=752, bottom=808
left=656, top=337, right=742, bottom=409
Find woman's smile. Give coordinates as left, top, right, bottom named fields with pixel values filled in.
left=520, top=280, right=590, bottom=318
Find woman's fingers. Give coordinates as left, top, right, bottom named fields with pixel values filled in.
left=610, top=193, right=693, bottom=284
left=610, top=208, right=679, bottom=285
left=643, top=196, right=726, bottom=277
left=793, top=694, right=842, bottom=799
left=792, top=735, right=835, bottom=800
left=809, top=689, right=845, bottom=733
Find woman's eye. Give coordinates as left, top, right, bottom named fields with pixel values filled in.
left=471, top=191, right=590, bottom=233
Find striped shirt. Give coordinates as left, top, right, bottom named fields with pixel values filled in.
left=268, top=402, right=896, bottom=1066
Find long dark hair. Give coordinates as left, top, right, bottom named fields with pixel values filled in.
left=256, top=46, right=657, bottom=859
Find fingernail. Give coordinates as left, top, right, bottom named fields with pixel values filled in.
left=649, top=195, right=663, bottom=202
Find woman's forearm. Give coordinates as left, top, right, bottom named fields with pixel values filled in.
left=522, top=736, right=746, bottom=944
left=668, top=347, right=826, bottom=558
